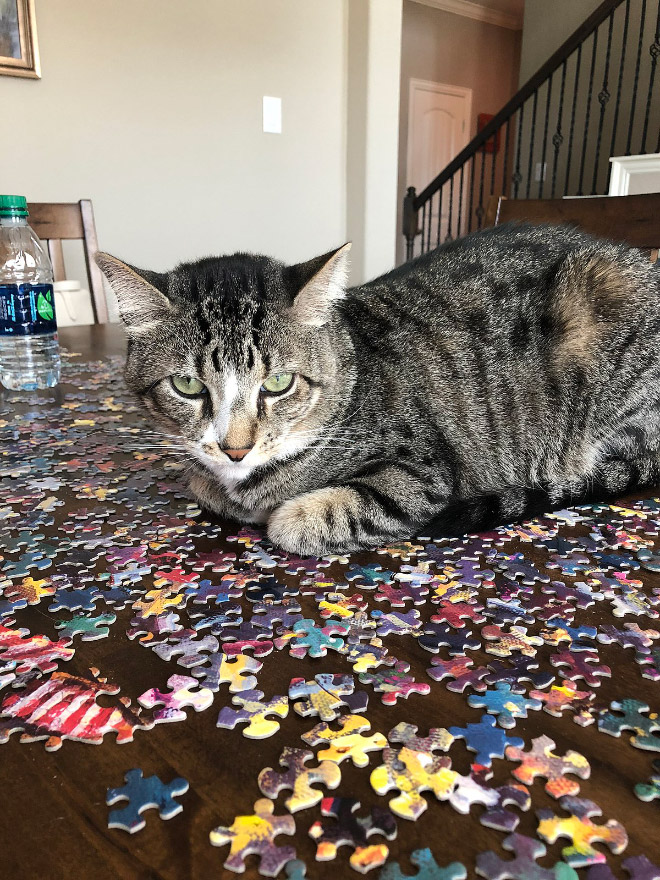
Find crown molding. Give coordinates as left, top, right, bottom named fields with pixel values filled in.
left=409, top=0, right=523, bottom=31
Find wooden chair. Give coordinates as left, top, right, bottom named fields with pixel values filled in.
left=27, top=200, right=109, bottom=323
left=485, top=193, right=660, bottom=261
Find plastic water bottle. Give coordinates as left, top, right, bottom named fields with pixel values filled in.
left=0, top=194, right=60, bottom=390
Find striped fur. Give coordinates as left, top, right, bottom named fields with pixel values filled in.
left=98, top=224, right=660, bottom=554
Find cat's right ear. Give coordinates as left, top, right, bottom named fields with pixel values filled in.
left=95, top=253, right=173, bottom=334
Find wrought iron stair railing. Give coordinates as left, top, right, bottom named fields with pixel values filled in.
left=403, top=0, right=660, bottom=260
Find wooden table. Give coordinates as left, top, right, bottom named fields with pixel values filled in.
left=0, top=324, right=659, bottom=880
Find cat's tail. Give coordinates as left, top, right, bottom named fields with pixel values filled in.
left=419, top=454, right=660, bottom=539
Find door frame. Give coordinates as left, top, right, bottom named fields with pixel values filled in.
left=406, top=78, right=473, bottom=187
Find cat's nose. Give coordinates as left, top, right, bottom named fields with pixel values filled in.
left=222, top=446, right=253, bottom=462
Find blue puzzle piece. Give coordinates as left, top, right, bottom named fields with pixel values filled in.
left=106, top=768, right=189, bottom=833
left=49, top=586, right=100, bottom=613
left=2, top=550, right=53, bottom=578
left=346, top=563, right=394, bottom=586
left=468, top=682, right=543, bottom=728
left=495, top=553, right=549, bottom=585
left=379, top=848, right=467, bottom=880
left=591, top=550, right=639, bottom=570
left=0, top=597, right=28, bottom=618
left=637, top=547, right=660, bottom=572
left=192, top=608, right=243, bottom=634
left=281, top=618, right=344, bottom=658
left=449, top=714, right=524, bottom=766
left=285, top=860, right=308, bottom=880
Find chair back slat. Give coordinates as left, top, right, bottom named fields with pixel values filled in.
left=29, top=203, right=85, bottom=240
left=47, top=239, right=66, bottom=283
left=487, top=193, right=660, bottom=252
left=27, top=200, right=108, bottom=323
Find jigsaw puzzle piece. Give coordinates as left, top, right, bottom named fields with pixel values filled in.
left=106, top=768, right=188, bottom=833
left=309, top=796, right=397, bottom=874
left=635, top=758, right=660, bottom=802
left=192, top=652, right=261, bottom=693
left=137, top=673, right=214, bottom=724
left=258, top=746, right=341, bottom=812
left=476, top=832, right=578, bottom=879
left=0, top=622, right=74, bottom=676
left=302, top=713, right=387, bottom=767
left=468, top=682, right=542, bottom=728
left=359, top=660, right=430, bottom=705
left=55, top=611, right=116, bottom=642
left=505, top=735, right=590, bottom=798
left=210, top=798, right=296, bottom=877
left=216, top=689, right=289, bottom=738
left=536, top=796, right=628, bottom=868
left=448, top=715, right=523, bottom=767
left=378, top=848, right=466, bottom=880
left=598, top=699, right=660, bottom=751
left=373, top=750, right=458, bottom=821
left=622, top=855, right=660, bottom=880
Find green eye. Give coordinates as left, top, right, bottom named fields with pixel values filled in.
left=261, top=372, right=295, bottom=395
left=171, top=375, right=207, bottom=397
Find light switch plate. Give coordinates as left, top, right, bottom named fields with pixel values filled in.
left=263, top=96, right=282, bottom=134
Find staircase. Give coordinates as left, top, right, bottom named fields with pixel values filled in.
left=403, top=0, right=660, bottom=260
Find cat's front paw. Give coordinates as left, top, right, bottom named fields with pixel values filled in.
left=267, top=486, right=364, bottom=555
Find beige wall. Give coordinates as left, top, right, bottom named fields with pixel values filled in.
left=0, top=0, right=349, bottom=317
left=519, top=0, right=603, bottom=83
left=397, top=0, right=521, bottom=260
left=347, top=0, right=403, bottom=284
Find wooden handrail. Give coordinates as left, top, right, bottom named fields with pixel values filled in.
left=413, top=0, right=624, bottom=209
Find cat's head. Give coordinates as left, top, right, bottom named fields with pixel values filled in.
left=97, top=245, right=354, bottom=481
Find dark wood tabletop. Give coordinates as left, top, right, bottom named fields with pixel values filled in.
left=0, top=324, right=659, bottom=880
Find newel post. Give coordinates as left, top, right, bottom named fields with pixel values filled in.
left=403, top=186, right=419, bottom=262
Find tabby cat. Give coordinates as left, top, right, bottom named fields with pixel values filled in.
left=97, top=223, right=660, bottom=555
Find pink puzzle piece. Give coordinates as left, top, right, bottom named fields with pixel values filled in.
left=138, top=674, right=214, bottom=723
left=0, top=622, right=74, bottom=677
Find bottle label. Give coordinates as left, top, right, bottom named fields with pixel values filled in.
left=0, top=283, right=58, bottom=336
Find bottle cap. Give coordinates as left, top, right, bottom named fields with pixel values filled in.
left=0, top=195, right=28, bottom=217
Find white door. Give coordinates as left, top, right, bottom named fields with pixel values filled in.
left=407, top=79, right=472, bottom=242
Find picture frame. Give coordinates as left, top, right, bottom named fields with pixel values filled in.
left=0, top=0, right=40, bottom=79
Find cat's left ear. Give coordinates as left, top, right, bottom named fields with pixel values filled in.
left=286, top=242, right=351, bottom=327
left=95, top=252, right=173, bottom=335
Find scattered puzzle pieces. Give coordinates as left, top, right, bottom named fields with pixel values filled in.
left=288, top=673, right=369, bottom=721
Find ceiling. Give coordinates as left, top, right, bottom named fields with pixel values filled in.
left=409, top=0, right=525, bottom=30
